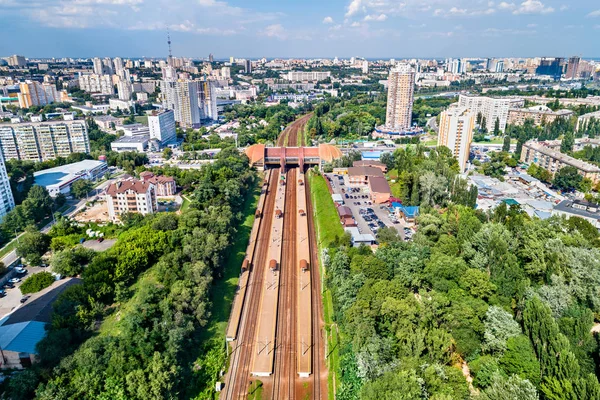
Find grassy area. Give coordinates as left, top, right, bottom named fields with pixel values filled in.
left=180, top=195, right=192, bottom=212
left=134, top=116, right=148, bottom=125
left=247, top=380, right=263, bottom=400
left=307, top=171, right=344, bottom=248
left=307, top=170, right=343, bottom=398
left=0, top=239, right=18, bottom=260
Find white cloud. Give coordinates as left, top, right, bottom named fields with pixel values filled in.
left=259, top=23, right=287, bottom=39
left=559, top=5, right=568, bottom=11
left=527, top=23, right=537, bottom=27
left=513, top=0, right=554, bottom=15
left=587, top=9, right=600, bottom=17
left=498, top=2, right=516, bottom=10
left=323, top=16, right=334, bottom=24
left=351, top=21, right=361, bottom=27
left=345, top=0, right=362, bottom=17
left=329, top=24, right=342, bottom=31
left=483, top=27, right=537, bottom=36
left=364, top=13, right=387, bottom=21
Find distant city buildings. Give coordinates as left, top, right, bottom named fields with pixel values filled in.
left=0, top=120, right=90, bottom=162
left=7, top=55, right=26, bottom=67
left=116, top=77, right=132, bottom=100
left=284, top=71, right=331, bottom=82
left=438, top=106, right=475, bottom=172
left=244, top=59, right=252, bottom=74
left=566, top=56, right=581, bottom=80
left=458, top=94, right=511, bottom=133
left=385, top=63, right=415, bottom=131
left=92, top=57, right=104, bottom=75
left=79, top=74, right=113, bottom=95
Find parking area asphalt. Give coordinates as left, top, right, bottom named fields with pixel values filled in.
left=326, top=173, right=410, bottom=240
left=0, top=265, right=50, bottom=318
left=81, top=238, right=117, bottom=252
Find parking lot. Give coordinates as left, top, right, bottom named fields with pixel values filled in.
left=326, top=173, right=413, bottom=241
left=0, top=265, right=48, bottom=318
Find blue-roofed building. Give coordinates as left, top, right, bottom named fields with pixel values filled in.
left=33, top=159, right=108, bottom=197
left=392, top=202, right=420, bottom=223
left=361, top=151, right=382, bottom=160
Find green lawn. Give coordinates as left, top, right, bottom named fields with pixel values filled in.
left=0, top=238, right=18, bottom=260
left=247, top=380, right=263, bottom=400
left=180, top=195, right=192, bottom=212
left=307, top=170, right=343, bottom=398
left=134, top=116, right=148, bottom=125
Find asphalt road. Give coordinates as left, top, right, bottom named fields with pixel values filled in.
left=0, top=266, right=47, bottom=318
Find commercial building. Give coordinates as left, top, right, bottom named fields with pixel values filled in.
left=105, top=178, right=158, bottom=220
left=352, top=160, right=387, bottom=173
left=284, top=71, right=331, bottom=82
left=385, top=63, right=415, bottom=131
left=0, top=151, right=15, bottom=220
left=140, top=171, right=176, bottom=196
left=18, top=81, right=58, bottom=108
left=438, top=106, right=475, bottom=172
left=552, top=200, right=600, bottom=229
left=368, top=176, right=392, bottom=204
left=161, top=80, right=200, bottom=128
left=520, top=140, right=600, bottom=183
left=507, top=106, right=574, bottom=127
left=348, top=166, right=385, bottom=185
left=110, top=135, right=149, bottom=152
left=344, top=226, right=376, bottom=247
left=148, top=109, right=176, bottom=145
left=79, top=74, right=113, bottom=95
left=33, top=159, right=108, bottom=197
left=0, top=120, right=90, bottom=162
left=458, top=94, right=511, bottom=133
left=7, top=55, right=26, bottom=67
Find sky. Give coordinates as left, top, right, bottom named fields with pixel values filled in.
left=0, top=0, right=599, bottom=59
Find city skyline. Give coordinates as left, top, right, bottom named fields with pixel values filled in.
left=1, top=0, right=600, bottom=58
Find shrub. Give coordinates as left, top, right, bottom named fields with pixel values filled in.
left=20, top=272, right=55, bottom=294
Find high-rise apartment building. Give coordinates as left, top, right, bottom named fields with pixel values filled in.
left=161, top=80, right=200, bottom=129
left=221, top=67, right=231, bottom=79
left=92, top=57, right=103, bottom=75
left=117, top=78, right=132, bottom=100
left=113, top=57, right=124, bottom=74
left=458, top=94, right=511, bottom=133
left=566, top=56, right=581, bottom=80
left=17, top=81, right=58, bottom=108
left=0, top=120, right=90, bottom=162
left=438, top=107, right=475, bottom=172
left=362, top=60, right=369, bottom=74
left=0, top=151, right=15, bottom=220
left=7, top=55, right=26, bottom=67
left=79, top=74, right=114, bottom=94
left=199, top=81, right=218, bottom=121
left=102, top=57, right=114, bottom=75
left=148, top=110, right=176, bottom=145
left=385, top=63, right=415, bottom=131
left=244, top=59, right=252, bottom=74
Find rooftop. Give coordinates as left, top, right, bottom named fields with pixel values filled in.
left=34, top=160, right=106, bottom=188
left=524, top=141, right=600, bottom=173
left=369, top=176, right=392, bottom=194
left=348, top=166, right=384, bottom=178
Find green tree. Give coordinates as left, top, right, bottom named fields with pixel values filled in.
left=70, top=179, right=94, bottom=199
left=480, top=374, right=539, bottom=400
left=483, top=306, right=521, bottom=354
left=20, top=271, right=55, bottom=294
left=16, top=229, right=51, bottom=265
left=163, top=147, right=173, bottom=160
left=561, top=131, right=575, bottom=153
left=494, top=118, right=501, bottom=136
left=502, top=135, right=511, bottom=152
left=553, top=166, right=583, bottom=192
left=499, top=335, right=541, bottom=386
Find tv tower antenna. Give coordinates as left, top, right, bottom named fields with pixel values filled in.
left=167, top=29, right=173, bottom=64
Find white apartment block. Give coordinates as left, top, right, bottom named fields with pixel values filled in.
left=458, top=94, right=511, bottom=133
left=438, top=106, right=475, bottom=172
left=221, top=67, right=231, bottom=79
left=7, top=55, right=26, bottom=67
left=105, top=179, right=157, bottom=220
left=0, top=151, right=15, bottom=220
left=199, top=81, right=218, bottom=120
left=0, top=120, right=90, bottom=162
left=79, top=74, right=114, bottom=95
left=92, top=57, right=103, bottom=75
left=385, top=63, right=415, bottom=131
left=161, top=80, right=200, bottom=128
left=148, top=109, right=176, bottom=145
left=284, top=71, right=331, bottom=81
left=117, top=78, right=133, bottom=100
left=18, top=81, right=58, bottom=108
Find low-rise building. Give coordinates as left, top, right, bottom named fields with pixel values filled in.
left=140, top=171, right=176, bottom=196
left=105, top=178, right=157, bottom=220
left=348, top=166, right=385, bottom=185
left=368, top=176, right=392, bottom=204
left=110, top=135, right=149, bottom=152
left=344, top=226, right=376, bottom=247
left=352, top=160, right=387, bottom=173
left=508, top=106, right=574, bottom=126
left=93, top=115, right=123, bottom=131
left=520, top=140, right=600, bottom=183
left=552, top=199, right=600, bottom=229
left=34, top=159, right=108, bottom=197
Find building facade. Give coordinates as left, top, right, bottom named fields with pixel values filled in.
left=507, top=107, right=574, bottom=127
left=438, top=106, right=475, bottom=172
left=116, top=78, right=132, bottom=100
left=7, top=55, right=26, bottom=67
left=161, top=80, right=201, bottom=128
left=18, top=81, right=58, bottom=108
left=199, top=80, right=218, bottom=121
left=284, top=71, right=331, bottom=81
left=105, top=179, right=157, bottom=220
left=140, top=171, right=176, bottom=196
left=79, top=74, right=113, bottom=95
left=520, top=140, right=600, bottom=183
left=458, top=94, right=511, bottom=133
left=148, top=110, right=176, bottom=145
left=385, top=63, right=415, bottom=131
left=0, top=151, right=15, bottom=220
left=0, top=120, right=90, bottom=162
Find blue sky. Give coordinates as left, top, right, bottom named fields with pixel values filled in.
left=1, top=0, right=599, bottom=59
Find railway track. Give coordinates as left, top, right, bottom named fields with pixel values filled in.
left=271, top=168, right=298, bottom=400
left=277, top=114, right=312, bottom=147
left=222, top=168, right=280, bottom=400
left=305, top=172, right=326, bottom=400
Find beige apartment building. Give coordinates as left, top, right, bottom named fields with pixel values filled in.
left=105, top=179, right=157, bottom=220
left=520, top=141, right=600, bottom=183
left=385, top=63, right=415, bottom=131
left=0, top=120, right=90, bottom=162
left=507, top=106, right=574, bottom=127
left=18, top=81, right=58, bottom=108
left=438, top=106, right=475, bottom=172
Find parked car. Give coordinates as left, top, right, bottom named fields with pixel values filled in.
left=14, top=267, right=26, bottom=274
left=20, top=295, right=30, bottom=303
left=98, top=237, right=104, bottom=243
left=4, top=282, right=14, bottom=289
left=0, top=289, right=6, bottom=297
left=8, top=278, right=21, bottom=284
